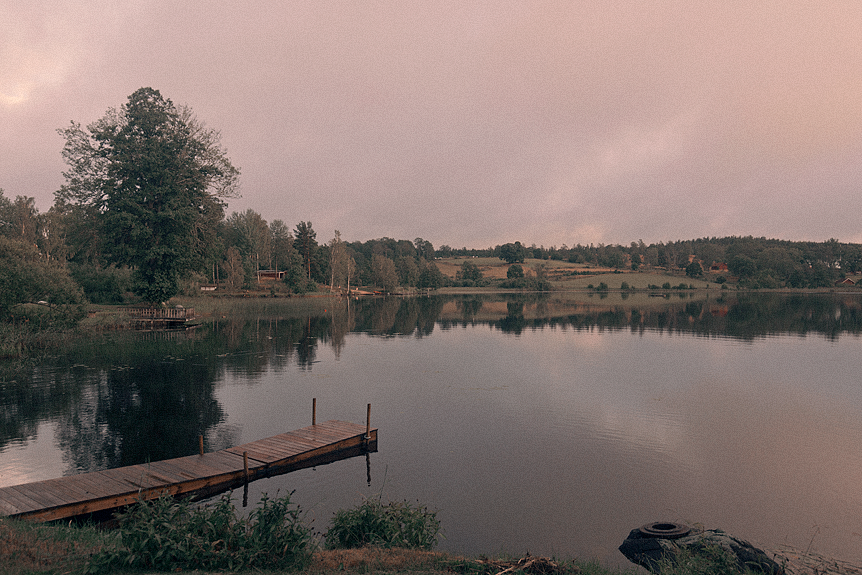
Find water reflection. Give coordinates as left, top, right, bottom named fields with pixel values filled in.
left=2, top=293, right=862, bottom=460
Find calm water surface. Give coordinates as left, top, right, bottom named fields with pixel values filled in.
left=1, top=293, right=861, bottom=567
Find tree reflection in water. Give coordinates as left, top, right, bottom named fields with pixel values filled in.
left=2, top=292, right=861, bottom=478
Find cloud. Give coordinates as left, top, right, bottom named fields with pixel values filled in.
left=3, top=1, right=862, bottom=247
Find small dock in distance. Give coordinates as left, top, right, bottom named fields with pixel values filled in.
left=0, top=411, right=377, bottom=523
left=123, top=306, right=197, bottom=329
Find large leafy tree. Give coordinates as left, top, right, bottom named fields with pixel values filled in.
left=225, top=209, right=270, bottom=282
left=56, top=87, right=239, bottom=303
left=498, top=242, right=527, bottom=264
left=371, top=254, right=399, bottom=292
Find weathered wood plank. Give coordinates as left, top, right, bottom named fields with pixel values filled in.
left=0, top=487, right=39, bottom=514
left=0, top=497, right=20, bottom=516
left=8, top=483, right=67, bottom=508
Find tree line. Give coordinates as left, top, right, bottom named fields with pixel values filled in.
left=489, top=237, right=861, bottom=288
left=1, top=87, right=859, bottom=326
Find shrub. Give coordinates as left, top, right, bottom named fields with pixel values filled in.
left=499, top=277, right=551, bottom=291
left=70, top=263, right=132, bottom=304
left=325, top=498, right=440, bottom=550
left=507, top=264, right=524, bottom=279
left=86, top=492, right=313, bottom=573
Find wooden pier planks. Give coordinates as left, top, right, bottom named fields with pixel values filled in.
left=0, top=420, right=377, bottom=522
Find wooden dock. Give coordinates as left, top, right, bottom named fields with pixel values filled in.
left=0, top=420, right=377, bottom=522
left=123, top=306, right=197, bottom=329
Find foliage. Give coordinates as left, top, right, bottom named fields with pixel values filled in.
left=56, top=87, right=239, bottom=303
left=507, top=264, right=524, bottom=279
left=0, top=236, right=85, bottom=324
left=325, top=497, right=441, bottom=550
left=86, top=492, right=313, bottom=573
left=498, top=241, right=527, bottom=264
left=397, top=255, right=420, bottom=287
left=294, top=221, right=318, bottom=280
left=457, top=261, right=484, bottom=284
left=499, top=276, right=552, bottom=291
left=372, top=254, right=400, bottom=291
left=728, top=255, right=756, bottom=279
left=417, top=262, right=447, bottom=289
left=270, top=218, right=298, bottom=271
left=330, top=230, right=357, bottom=291
left=414, top=237, right=435, bottom=260
left=283, top=262, right=317, bottom=293
left=686, top=261, right=703, bottom=278
left=69, top=262, right=132, bottom=304
left=225, top=209, right=271, bottom=281
left=223, top=245, right=245, bottom=289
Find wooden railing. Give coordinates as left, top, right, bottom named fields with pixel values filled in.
left=124, top=307, right=195, bottom=320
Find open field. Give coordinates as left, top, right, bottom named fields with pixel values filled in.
left=434, top=257, right=721, bottom=290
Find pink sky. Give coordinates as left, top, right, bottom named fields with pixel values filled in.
left=2, top=1, right=861, bottom=248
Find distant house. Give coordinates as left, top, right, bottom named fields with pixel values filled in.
left=835, top=278, right=855, bottom=286
left=710, top=262, right=729, bottom=273
left=257, top=270, right=285, bottom=281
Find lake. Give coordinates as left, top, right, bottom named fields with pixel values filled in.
left=1, top=291, right=861, bottom=568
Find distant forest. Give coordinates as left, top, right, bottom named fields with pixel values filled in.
left=2, top=185, right=860, bottom=319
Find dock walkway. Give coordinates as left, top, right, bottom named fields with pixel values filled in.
left=0, top=420, right=376, bottom=522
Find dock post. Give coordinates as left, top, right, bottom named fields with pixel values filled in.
left=243, top=451, right=249, bottom=481
left=365, top=403, right=371, bottom=439
left=312, top=397, right=316, bottom=425
left=199, top=435, right=204, bottom=456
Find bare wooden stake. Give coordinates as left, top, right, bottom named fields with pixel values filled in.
left=312, top=397, right=317, bottom=425
left=243, top=451, right=249, bottom=480
left=365, top=403, right=371, bottom=439
left=199, top=435, right=204, bottom=456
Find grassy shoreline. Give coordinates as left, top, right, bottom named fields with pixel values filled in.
left=0, top=515, right=633, bottom=575
left=2, top=515, right=859, bottom=575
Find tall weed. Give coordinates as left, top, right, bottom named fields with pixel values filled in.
left=325, top=497, right=441, bottom=550
left=85, top=491, right=312, bottom=573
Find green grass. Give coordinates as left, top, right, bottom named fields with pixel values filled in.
left=0, top=516, right=108, bottom=575
left=171, top=294, right=338, bottom=319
